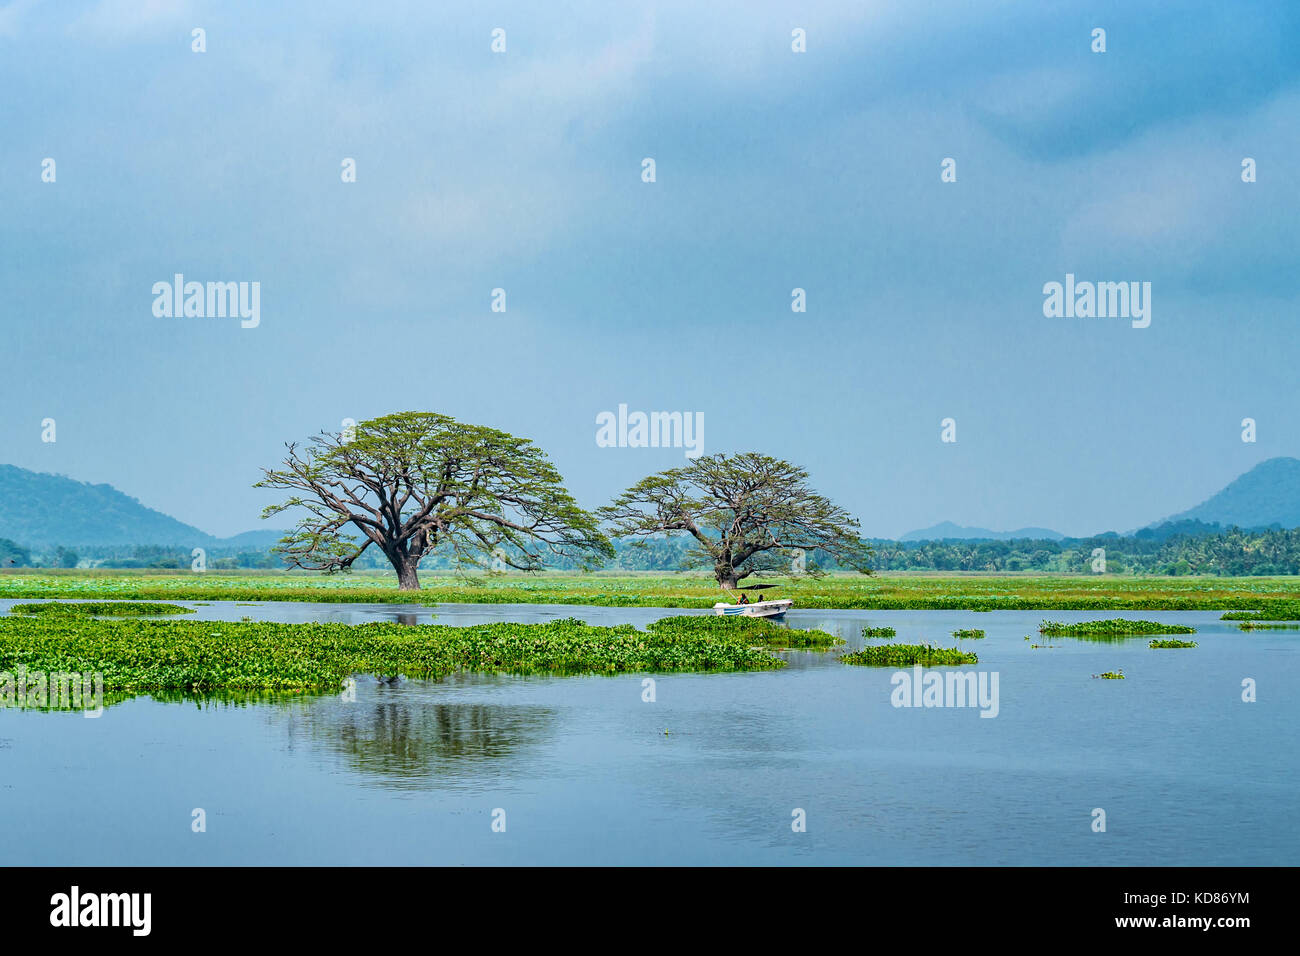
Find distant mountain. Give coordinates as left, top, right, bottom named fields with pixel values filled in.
left=900, top=521, right=1065, bottom=542
left=218, top=529, right=289, bottom=549
left=1146, top=457, right=1300, bottom=532
left=0, top=464, right=281, bottom=549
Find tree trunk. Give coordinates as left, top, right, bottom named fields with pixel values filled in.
left=716, top=567, right=739, bottom=592
left=394, top=555, right=421, bottom=590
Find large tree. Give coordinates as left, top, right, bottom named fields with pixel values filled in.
left=256, top=412, right=612, bottom=589
left=599, top=452, right=873, bottom=590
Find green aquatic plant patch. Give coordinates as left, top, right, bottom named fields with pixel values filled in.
left=861, top=626, right=897, bottom=638
left=1221, top=600, right=1300, bottom=622
left=1038, top=619, right=1196, bottom=637
left=952, top=628, right=985, bottom=639
left=8, top=601, right=194, bottom=617
left=1149, top=639, right=1197, bottom=648
left=0, top=614, right=785, bottom=694
left=643, top=614, right=842, bottom=648
left=841, top=643, right=978, bottom=667
left=1095, top=671, right=1126, bottom=680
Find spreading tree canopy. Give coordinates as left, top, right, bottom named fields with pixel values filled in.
left=599, top=452, right=873, bottom=590
left=256, top=411, right=612, bottom=589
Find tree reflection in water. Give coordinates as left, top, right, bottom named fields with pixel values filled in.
left=281, top=689, right=557, bottom=788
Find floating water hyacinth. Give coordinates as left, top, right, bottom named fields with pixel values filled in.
left=8, top=601, right=193, bottom=617
left=1221, top=600, right=1300, bottom=622
left=645, top=615, right=842, bottom=648
left=1039, top=619, right=1196, bottom=636
left=861, top=626, right=896, bottom=638
left=841, top=643, right=977, bottom=667
left=0, top=614, right=788, bottom=695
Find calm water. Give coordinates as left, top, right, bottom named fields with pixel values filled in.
left=1, top=601, right=1296, bottom=865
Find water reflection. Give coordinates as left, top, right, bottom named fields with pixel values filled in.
left=279, top=689, right=557, bottom=788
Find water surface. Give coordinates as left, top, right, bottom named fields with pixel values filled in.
left=1, top=602, right=1295, bottom=865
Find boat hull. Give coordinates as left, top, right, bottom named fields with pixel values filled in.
left=712, top=599, right=793, bottom=620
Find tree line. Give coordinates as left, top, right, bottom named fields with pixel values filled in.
left=6, top=411, right=1299, bottom=583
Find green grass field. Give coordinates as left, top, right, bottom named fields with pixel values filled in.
left=2, top=568, right=1300, bottom=610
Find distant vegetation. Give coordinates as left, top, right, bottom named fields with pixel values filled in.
left=842, top=643, right=978, bottom=666
left=1095, top=671, right=1126, bottom=680
left=0, top=537, right=30, bottom=567
left=868, top=526, right=1300, bottom=576
left=1149, top=639, right=1197, bottom=648
left=1039, top=619, right=1197, bottom=636
left=9, top=525, right=1300, bottom=576
left=952, top=628, right=985, bottom=639
left=10, top=525, right=1300, bottom=577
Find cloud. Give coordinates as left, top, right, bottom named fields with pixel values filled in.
left=68, top=0, right=194, bottom=40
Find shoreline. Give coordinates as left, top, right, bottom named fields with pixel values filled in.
left=1, top=570, right=1299, bottom=610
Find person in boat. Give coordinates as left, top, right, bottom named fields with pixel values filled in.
left=737, top=592, right=750, bottom=605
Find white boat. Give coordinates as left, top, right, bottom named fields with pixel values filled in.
left=713, top=598, right=794, bottom=620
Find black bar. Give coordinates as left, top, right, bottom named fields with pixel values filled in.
left=1, top=866, right=1281, bottom=941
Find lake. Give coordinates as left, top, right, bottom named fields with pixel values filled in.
left=1, top=602, right=1296, bottom=865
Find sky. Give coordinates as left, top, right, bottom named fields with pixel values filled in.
left=1, top=0, right=1298, bottom=539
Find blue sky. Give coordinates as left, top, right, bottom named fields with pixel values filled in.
left=1, top=0, right=1297, bottom=538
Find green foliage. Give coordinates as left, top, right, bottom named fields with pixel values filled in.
left=600, top=452, right=873, bottom=587
left=952, top=628, right=985, bottom=639
left=1149, top=639, right=1197, bottom=648
left=256, top=411, right=613, bottom=587
left=1096, top=671, right=1126, bottom=679
left=861, top=626, right=896, bottom=637
left=1221, top=600, right=1300, bottom=621
left=645, top=614, right=842, bottom=648
left=1039, top=619, right=1196, bottom=636
left=841, top=643, right=978, bottom=666
left=8, top=602, right=193, bottom=617
left=0, top=614, right=785, bottom=694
